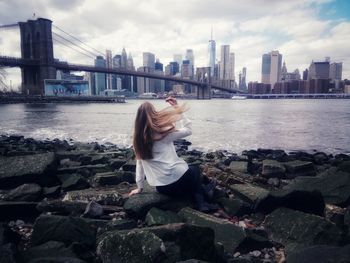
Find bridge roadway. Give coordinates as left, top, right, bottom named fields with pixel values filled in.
left=0, top=56, right=242, bottom=94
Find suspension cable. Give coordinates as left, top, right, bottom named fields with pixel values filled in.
left=53, top=36, right=96, bottom=60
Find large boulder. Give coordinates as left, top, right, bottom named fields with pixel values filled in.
left=91, top=171, right=135, bottom=187
left=0, top=243, right=17, bottom=263
left=229, top=184, right=269, bottom=205
left=284, top=167, right=350, bottom=207
left=27, top=257, right=86, bottom=263
left=283, top=160, right=316, bottom=178
left=261, top=160, right=286, bottom=178
left=63, top=188, right=123, bottom=206
left=36, top=200, right=87, bottom=216
left=286, top=245, right=350, bottom=263
left=145, top=207, right=183, bottom=226
left=217, top=198, right=252, bottom=217
left=229, top=161, right=248, bottom=173
left=57, top=174, right=89, bottom=191
left=0, top=153, right=57, bottom=189
left=178, top=207, right=245, bottom=253
left=264, top=208, right=344, bottom=252
left=0, top=201, right=40, bottom=221
left=97, top=223, right=219, bottom=263
left=31, top=215, right=96, bottom=248
left=124, top=192, right=171, bottom=218
left=255, top=189, right=325, bottom=216
left=2, top=184, right=42, bottom=202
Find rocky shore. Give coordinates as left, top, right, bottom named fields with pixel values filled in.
left=0, top=134, right=349, bottom=263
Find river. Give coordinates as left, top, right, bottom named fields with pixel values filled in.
left=0, top=99, right=349, bottom=154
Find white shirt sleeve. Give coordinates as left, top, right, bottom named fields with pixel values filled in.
left=163, top=114, right=192, bottom=142
left=135, top=159, right=145, bottom=189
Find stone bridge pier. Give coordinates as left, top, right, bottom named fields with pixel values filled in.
left=196, top=67, right=211, bottom=99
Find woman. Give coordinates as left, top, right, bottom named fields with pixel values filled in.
left=128, top=97, right=217, bottom=212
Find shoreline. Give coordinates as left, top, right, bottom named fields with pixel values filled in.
left=0, top=135, right=349, bottom=262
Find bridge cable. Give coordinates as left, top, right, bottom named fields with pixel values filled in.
left=53, top=25, right=105, bottom=56
left=52, top=32, right=98, bottom=58
left=52, top=36, right=96, bottom=60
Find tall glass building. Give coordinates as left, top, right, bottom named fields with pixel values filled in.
left=208, top=39, right=216, bottom=77
left=94, top=56, right=106, bottom=95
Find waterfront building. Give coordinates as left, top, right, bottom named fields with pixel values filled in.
left=208, top=35, right=216, bottom=77
left=308, top=61, right=330, bottom=79
left=155, top=59, right=163, bottom=71
left=219, top=45, right=230, bottom=80
left=303, top=68, right=308, bottom=80
left=229, top=52, right=235, bottom=83
left=143, top=52, right=156, bottom=69
left=238, top=67, right=247, bottom=91
left=181, top=60, right=191, bottom=78
left=248, top=82, right=271, bottom=94
left=185, top=49, right=194, bottom=77
left=329, top=62, right=342, bottom=81
left=127, top=53, right=135, bottom=71
left=121, top=48, right=127, bottom=68
left=154, top=59, right=165, bottom=94
left=261, top=50, right=282, bottom=89
left=94, top=55, right=106, bottom=95
left=136, top=66, right=152, bottom=94
left=106, top=50, right=113, bottom=90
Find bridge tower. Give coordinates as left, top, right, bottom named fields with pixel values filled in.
left=196, top=67, right=211, bottom=99
left=19, top=18, right=56, bottom=95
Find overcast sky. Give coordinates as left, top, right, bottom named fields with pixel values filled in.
left=0, top=0, right=349, bottom=89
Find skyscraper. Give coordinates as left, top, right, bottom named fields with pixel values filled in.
left=173, top=54, right=183, bottom=69
left=219, top=45, right=230, bottom=80
left=261, top=51, right=282, bottom=89
left=143, top=52, right=155, bottom=69
left=229, top=52, right=235, bottom=82
left=185, top=49, right=194, bottom=77
left=121, top=48, right=127, bottom=68
left=308, top=61, right=330, bottom=79
left=329, top=62, right=342, bottom=81
left=105, top=50, right=113, bottom=90
left=208, top=31, right=216, bottom=77
left=94, top=56, right=106, bottom=95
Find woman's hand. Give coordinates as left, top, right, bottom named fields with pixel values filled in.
left=128, top=188, right=142, bottom=197
left=166, top=96, right=177, bottom=106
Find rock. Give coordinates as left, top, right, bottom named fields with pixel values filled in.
left=255, top=189, right=325, bottom=216
left=267, top=178, right=280, bottom=187
left=2, top=184, right=42, bottom=201
left=97, top=219, right=137, bottom=240
left=145, top=207, right=183, bottom=226
left=217, top=198, right=252, bottom=217
left=91, top=171, right=135, bottom=187
left=261, top=160, right=286, bottom=178
left=121, top=159, right=136, bottom=172
left=0, top=243, right=17, bottom=263
left=0, top=152, right=57, bottom=189
left=230, top=161, right=249, bottom=173
left=178, top=207, right=246, bottom=253
left=57, top=164, right=111, bottom=175
left=313, top=152, right=329, bottom=165
left=83, top=201, right=104, bottom=218
left=124, top=192, right=171, bottom=218
left=283, top=160, right=316, bottom=178
left=31, top=215, right=96, bottom=248
left=286, top=245, right=350, bottom=263
left=284, top=167, right=350, bottom=207
left=344, top=206, right=350, bottom=228
left=57, top=174, right=89, bottom=191
left=339, top=160, right=350, bottom=173
left=108, top=158, right=127, bottom=170
left=36, top=200, right=87, bottom=216
left=0, top=201, right=40, bottom=221
left=42, top=185, right=61, bottom=198
left=27, top=257, right=86, bottom=263
left=18, top=241, right=78, bottom=263
left=229, top=184, right=269, bottom=205
left=97, top=223, right=219, bottom=263
left=63, top=188, right=123, bottom=206
left=264, top=208, right=344, bottom=252
left=59, top=158, right=82, bottom=167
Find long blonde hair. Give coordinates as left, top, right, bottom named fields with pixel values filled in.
left=133, top=101, right=187, bottom=159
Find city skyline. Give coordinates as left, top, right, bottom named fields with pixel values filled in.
left=0, top=0, right=349, bottom=88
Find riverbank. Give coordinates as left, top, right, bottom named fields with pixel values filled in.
left=0, top=135, right=349, bottom=262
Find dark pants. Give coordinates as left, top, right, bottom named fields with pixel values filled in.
left=156, top=165, right=203, bottom=197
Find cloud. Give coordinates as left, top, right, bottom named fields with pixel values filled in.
left=0, top=0, right=349, bottom=89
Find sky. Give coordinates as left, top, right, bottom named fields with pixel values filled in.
left=0, top=0, right=349, bottom=89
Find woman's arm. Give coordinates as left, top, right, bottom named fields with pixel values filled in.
left=128, top=159, right=145, bottom=196
left=163, top=114, right=192, bottom=142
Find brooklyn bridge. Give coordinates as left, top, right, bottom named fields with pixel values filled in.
left=0, top=18, right=243, bottom=99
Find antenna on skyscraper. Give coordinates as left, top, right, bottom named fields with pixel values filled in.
left=210, top=27, right=213, bottom=40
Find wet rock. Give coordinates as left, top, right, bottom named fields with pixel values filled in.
left=265, top=208, right=344, bottom=252
left=83, top=201, right=104, bottom=218
left=97, top=219, right=137, bottom=239
left=124, top=192, right=171, bottom=218
left=108, top=158, right=127, bottom=169
left=178, top=207, right=246, bottom=253
left=230, top=161, right=248, bottom=173
left=27, top=257, right=86, bottom=263
left=121, top=159, right=136, bottom=172
left=284, top=167, right=350, bottom=207
left=57, top=164, right=112, bottom=175
left=229, top=184, right=269, bottom=205
left=261, top=160, right=286, bottom=178
left=283, top=160, right=316, bottom=178
left=255, top=189, right=325, bottom=216
left=217, top=198, right=252, bottom=217
left=91, top=171, right=135, bottom=187
left=31, top=215, right=96, bottom=248
left=0, top=152, right=57, bottom=189
left=63, top=188, right=123, bottom=206
left=267, top=178, right=280, bottom=187
left=36, top=200, right=87, bottom=216
left=42, top=185, right=61, bottom=198
left=145, top=207, right=183, bottom=226
left=59, top=158, right=82, bottom=167
left=97, top=223, right=218, bottom=263
left=2, top=183, right=42, bottom=202
left=57, top=174, right=89, bottom=191
left=344, top=206, right=350, bottom=228
left=313, top=152, right=329, bottom=165
left=286, top=244, right=350, bottom=263
left=0, top=201, right=40, bottom=221
left=18, top=241, right=78, bottom=263
left=339, top=160, right=350, bottom=173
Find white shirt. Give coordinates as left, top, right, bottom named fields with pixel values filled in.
left=135, top=114, right=192, bottom=189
